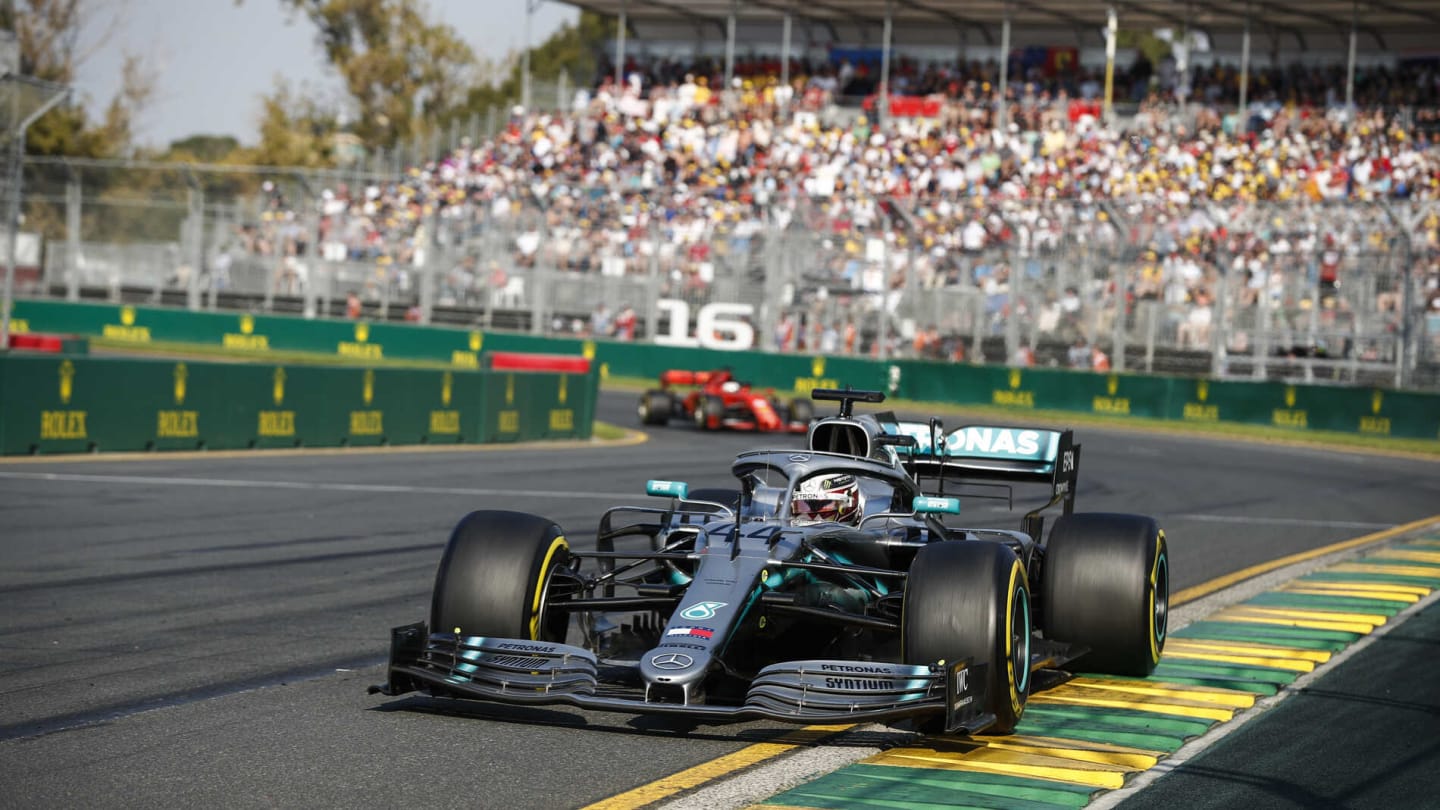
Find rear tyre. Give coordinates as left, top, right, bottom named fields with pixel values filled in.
left=693, top=394, right=724, bottom=430
left=638, top=390, right=673, bottom=426
left=903, top=541, right=1031, bottom=734
left=430, top=510, right=571, bottom=642
left=787, top=398, right=815, bottom=425
left=1040, top=513, right=1168, bottom=677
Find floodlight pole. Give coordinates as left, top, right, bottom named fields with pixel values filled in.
left=522, top=0, right=542, bottom=112
left=2, top=85, right=69, bottom=351
left=1238, top=2, right=1251, bottom=134
left=879, top=0, right=893, bottom=130
left=998, top=3, right=1011, bottom=130
left=614, top=0, right=627, bottom=89
left=780, top=11, right=792, bottom=117
left=724, top=0, right=738, bottom=86
left=1344, top=0, right=1357, bottom=119
left=1103, top=8, right=1117, bottom=123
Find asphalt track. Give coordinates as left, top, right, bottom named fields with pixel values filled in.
left=0, top=389, right=1437, bottom=808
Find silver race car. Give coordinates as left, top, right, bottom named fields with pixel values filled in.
left=372, top=388, right=1169, bottom=735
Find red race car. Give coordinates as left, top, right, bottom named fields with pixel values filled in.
left=637, top=369, right=814, bottom=432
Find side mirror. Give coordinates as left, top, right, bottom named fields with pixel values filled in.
left=646, top=479, right=689, bottom=500
left=912, top=495, right=961, bottom=515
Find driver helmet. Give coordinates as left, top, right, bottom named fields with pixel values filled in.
left=791, top=473, right=862, bottom=525
left=721, top=380, right=743, bottom=393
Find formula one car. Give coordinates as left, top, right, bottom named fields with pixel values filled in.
left=373, top=388, right=1169, bottom=735
left=637, top=368, right=813, bottom=432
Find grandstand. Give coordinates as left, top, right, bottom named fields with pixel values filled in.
left=10, top=2, right=1440, bottom=388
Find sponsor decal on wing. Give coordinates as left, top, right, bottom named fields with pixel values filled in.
left=666, top=627, right=715, bottom=640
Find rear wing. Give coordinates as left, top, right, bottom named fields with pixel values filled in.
left=660, top=369, right=731, bottom=387
left=887, top=421, right=1079, bottom=513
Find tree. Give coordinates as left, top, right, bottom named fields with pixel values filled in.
left=274, top=0, right=476, bottom=150
left=248, top=76, right=342, bottom=168
left=463, top=11, right=615, bottom=118
left=1, top=0, right=155, bottom=158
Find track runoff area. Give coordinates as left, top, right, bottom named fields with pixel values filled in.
left=585, top=517, right=1440, bottom=810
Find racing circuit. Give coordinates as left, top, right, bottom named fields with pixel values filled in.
left=1, top=389, right=1438, bottom=808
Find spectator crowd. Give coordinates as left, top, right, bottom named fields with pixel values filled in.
left=235, top=49, right=1440, bottom=365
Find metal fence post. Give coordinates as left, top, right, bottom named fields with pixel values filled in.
left=65, top=166, right=80, bottom=301
left=186, top=183, right=204, bottom=311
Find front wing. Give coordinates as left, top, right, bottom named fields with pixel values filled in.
left=370, top=624, right=995, bottom=734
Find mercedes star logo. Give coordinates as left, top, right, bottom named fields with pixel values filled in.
left=650, top=652, right=693, bottom=670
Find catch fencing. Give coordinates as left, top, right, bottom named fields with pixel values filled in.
left=9, top=157, right=1440, bottom=390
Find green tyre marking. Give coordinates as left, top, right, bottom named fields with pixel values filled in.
left=1013, top=718, right=1190, bottom=751
left=1020, top=704, right=1214, bottom=737
left=1175, top=621, right=1359, bottom=647
left=1242, top=592, right=1410, bottom=613
left=1147, top=661, right=1301, bottom=685
left=1119, top=672, right=1281, bottom=695
left=1302, top=571, right=1440, bottom=587
left=767, top=764, right=1095, bottom=809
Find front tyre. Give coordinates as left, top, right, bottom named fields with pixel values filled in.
left=903, top=541, right=1031, bottom=734
left=1040, top=513, right=1169, bottom=677
left=430, top=510, right=572, bottom=642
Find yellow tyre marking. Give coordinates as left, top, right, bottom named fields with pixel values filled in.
left=1005, top=559, right=1028, bottom=717
left=528, top=535, right=568, bottom=640
left=1149, top=529, right=1166, bottom=663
